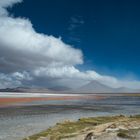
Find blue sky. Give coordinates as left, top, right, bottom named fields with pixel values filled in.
left=8, top=0, right=140, bottom=79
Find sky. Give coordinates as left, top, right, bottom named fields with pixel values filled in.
left=0, top=0, right=140, bottom=89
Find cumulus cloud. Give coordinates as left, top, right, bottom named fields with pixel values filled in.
left=0, top=73, right=21, bottom=88
left=0, top=71, right=32, bottom=88
left=0, top=17, right=83, bottom=72
left=0, top=0, right=140, bottom=89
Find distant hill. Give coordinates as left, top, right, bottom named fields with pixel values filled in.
left=0, top=87, right=51, bottom=93
left=0, top=86, right=71, bottom=93
left=75, top=80, right=140, bottom=93
left=76, top=80, right=113, bottom=93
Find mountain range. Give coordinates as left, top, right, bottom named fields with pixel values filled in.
left=0, top=80, right=139, bottom=93
left=75, top=80, right=140, bottom=93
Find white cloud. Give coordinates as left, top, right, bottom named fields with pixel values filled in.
left=0, top=73, right=21, bottom=88
left=0, top=16, right=83, bottom=72
left=12, top=71, right=32, bottom=80
left=0, top=71, right=33, bottom=89
left=33, top=66, right=120, bottom=88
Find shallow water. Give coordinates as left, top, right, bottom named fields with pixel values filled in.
left=0, top=93, right=140, bottom=140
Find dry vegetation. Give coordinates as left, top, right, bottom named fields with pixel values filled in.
left=23, top=115, right=140, bottom=140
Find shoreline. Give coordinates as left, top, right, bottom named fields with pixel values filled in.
left=23, top=114, right=140, bottom=140
left=0, top=92, right=140, bottom=107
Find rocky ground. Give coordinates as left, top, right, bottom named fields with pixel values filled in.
left=23, top=115, right=140, bottom=140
